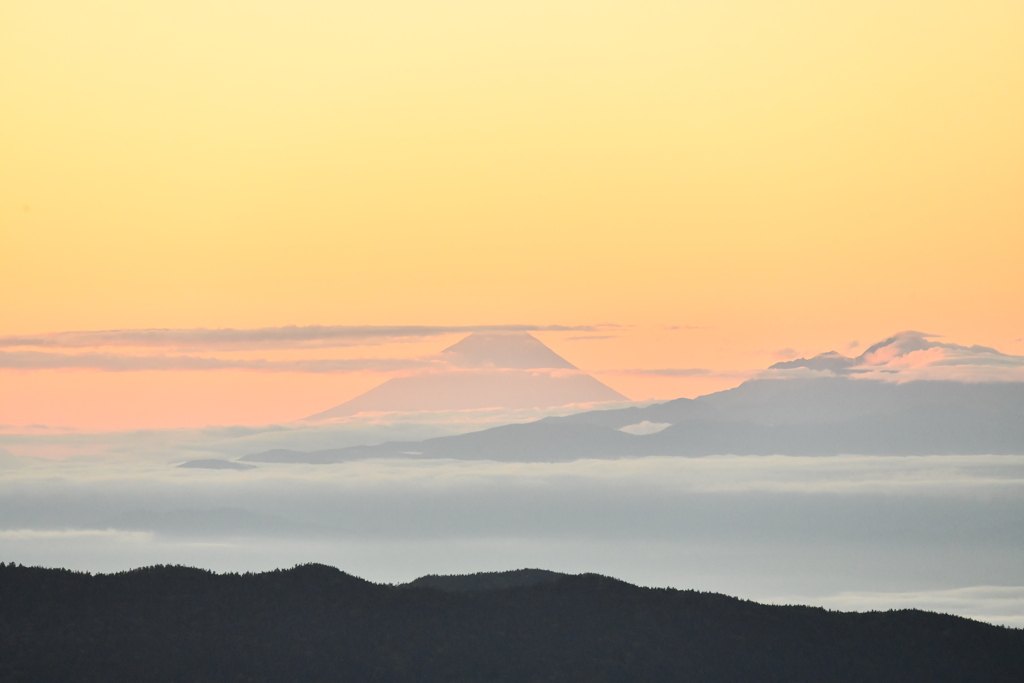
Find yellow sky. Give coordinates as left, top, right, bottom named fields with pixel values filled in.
left=1, top=1, right=1022, bottom=429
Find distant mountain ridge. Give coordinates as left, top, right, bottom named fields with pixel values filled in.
left=245, top=377, right=1024, bottom=463
left=2, top=562, right=1021, bottom=682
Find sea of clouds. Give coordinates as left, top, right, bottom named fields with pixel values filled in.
left=1, top=452, right=1021, bottom=627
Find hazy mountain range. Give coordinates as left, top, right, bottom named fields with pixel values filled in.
left=243, top=377, right=1024, bottom=463
left=135, top=329, right=1023, bottom=466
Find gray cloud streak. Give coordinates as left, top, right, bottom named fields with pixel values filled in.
left=0, top=325, right=608, bottom=351
left=0, top=351, right=430, bottom=373
left=606, top=368, right=713, bottom=377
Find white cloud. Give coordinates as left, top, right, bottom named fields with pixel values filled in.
left=779, top=586, right=1024, bottom=629
left=618, top=421, right=671, bottom=435
left=766, top=331, right=1024, bottom=382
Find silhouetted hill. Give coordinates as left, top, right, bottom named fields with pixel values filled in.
left=402, top=568, right=567, bottom=592
left=177, top=458, right=256, bottom=470
left=1, top=563, right=1022, bottom=682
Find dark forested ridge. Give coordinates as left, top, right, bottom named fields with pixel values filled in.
left=2, top=564, right=1022, bottom=683
left=401, top=567, right=567, bottom=592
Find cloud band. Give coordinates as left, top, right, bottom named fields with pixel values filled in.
left=0, top=351, right=429, bottom=373
left=0, top=324, right=607, bottom=351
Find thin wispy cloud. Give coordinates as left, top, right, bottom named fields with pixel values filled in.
left=0, top=351, right=430, bottom=373
left=601, top=368, right=753, bottom=378
left=0, top=529, right=154, bottom=542
left=610, top=368, right=712, bottom=377
left=0, top=324, right=609, bottom=351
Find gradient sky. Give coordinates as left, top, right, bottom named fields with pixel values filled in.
left=2, top=1, right=1022, bottom=430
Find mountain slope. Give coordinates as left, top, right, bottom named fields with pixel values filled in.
left=246, top=378, right=1024, bottom=462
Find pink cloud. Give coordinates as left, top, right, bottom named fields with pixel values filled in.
left=765, top=331, right=1024, bottom=383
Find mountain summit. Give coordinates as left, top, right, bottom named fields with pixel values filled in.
left=306, top=332, right=626, bottom=420
left=441, top=332, right=577, bottom=369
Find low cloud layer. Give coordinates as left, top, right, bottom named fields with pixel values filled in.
left=0, top=404, right=598, bottom=460
left=3, top=454, right=1022, bottom=537
left=768, top=331, right=1024, bottom=382
left=799, top=586, right=1024, bottom=629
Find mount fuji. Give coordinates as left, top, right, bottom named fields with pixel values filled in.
left=306, top=332, right=627, bottom=420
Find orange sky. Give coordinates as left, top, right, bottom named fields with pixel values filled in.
left=2, top=0, right=1022, bottom=430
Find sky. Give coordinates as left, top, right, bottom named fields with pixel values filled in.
left=2, top=0, right=1023, bottom=430
left=2, top=1, right=1024, bottom=628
